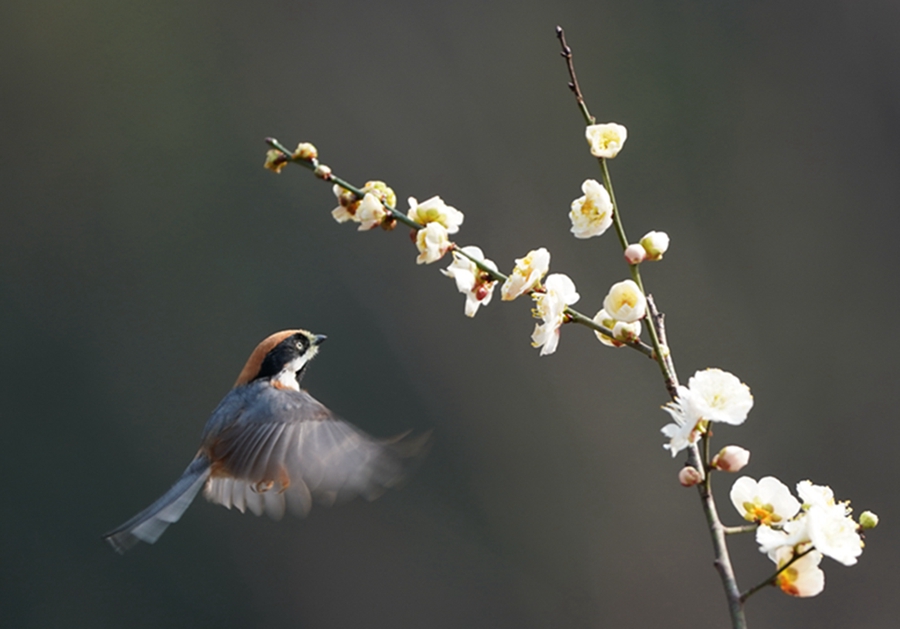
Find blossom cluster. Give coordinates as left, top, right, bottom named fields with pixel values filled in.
left=309, top=121, right=671, bottom=357
left=730, top=477, right=874, bottom=597
left=272, top=100, right=877, bottom=613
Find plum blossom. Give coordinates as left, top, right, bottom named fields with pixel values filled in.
left=686, top=368, right=754, bottom=426
left=731, top=476, right=801, bottom=525
left=603, top=279, right=646, bottom=323
left=501, top=247, right=550, bottom=301
left=806, top=501, right=863, bottom=566
left=355, top=193, right=388, bottom=231
left=771, top=547, right=825, bottom=598
left=585, top=123, right=628, bottom=158
left=569, top=179, right=613, bottom=239
left=660, top=385, right=704, bottom=456
left=531, top=273, right=580, bottom=356
left=407, top=196, right=464, bottom=234
left=415, top=222, right=451, bottom=264
left=442, top=246, right=499, bottom=317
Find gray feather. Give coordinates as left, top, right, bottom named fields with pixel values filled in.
left=102, top=457, right=211, bottom=554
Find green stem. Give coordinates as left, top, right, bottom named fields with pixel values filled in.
left=600, top=158, right=628, bottom=252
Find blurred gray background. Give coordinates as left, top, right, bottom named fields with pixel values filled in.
left=2, top=1, right=898, bottom=627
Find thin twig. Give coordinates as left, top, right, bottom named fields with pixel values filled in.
left=699, top=435, right=747, bottom=628
left=647, top=295, right=678, bottom=398
left=740, top=547, right=815, bottom=603
left=723, top=525, right=759, bottom=536
left=556, top=26, right=595, bottom=125
left=266, top=137, right=423, bottom=230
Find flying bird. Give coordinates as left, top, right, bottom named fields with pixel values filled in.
left=103, top=329, right=427, bottom=553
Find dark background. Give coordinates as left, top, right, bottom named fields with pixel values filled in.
left=2, top=1, right=897, bottom=627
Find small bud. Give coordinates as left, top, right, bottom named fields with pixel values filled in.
left=679, top=466, right=703, bottom=487
left=264, top=149, right=288, bottom=173
left=612, top=320, right=641, bottom=343
left=293, top=142, right=318, bottom=161
left=380, top=215, right=397, bottom=231
left=314, top=164, right=333, bottom=180
left=640, top=231, right=670, bottom=261
left=624, top=243, right=647, bottom=265
left=711, top=445, right=750, bottom=472
left=859, top=511, right=879, bottom=529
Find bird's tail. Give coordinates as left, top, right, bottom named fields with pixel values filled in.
left=103, top=456, right=211, bottom=554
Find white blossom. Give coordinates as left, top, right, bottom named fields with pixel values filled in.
left=756, top=516, right=810, bottom=555
left=731, top=476, right=801, bottom=526
left=602, top=279, right=646, bottom=323
left=531, top=273, right=579, bottom=356
left=569, top=179, right=613, bottom=239
left=407, top=196, right=464, bottom=234
left=686, top=368, right=754, bottom=426
left=415, top=222, right=451, bottom=264
left=796, top=480, right=836, bottom=510
left=355, top=193, right=388, bottom=231
left=771, top=547, right=825, bottom=598
left=441, top=246, right=499, bottom=317
left=660, top=385, right=704, bottom=456
left=501, top=247, right=550, bottom=301
left=585, top=123, right=628, bottom=158
left=806, top=502, right=863, bottom=566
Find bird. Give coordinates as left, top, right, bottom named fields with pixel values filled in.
left=103, top=329, right=428, bottom=553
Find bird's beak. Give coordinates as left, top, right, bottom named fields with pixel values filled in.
left=313, top=334, right=327, bottom=346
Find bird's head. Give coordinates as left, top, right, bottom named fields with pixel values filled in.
left=233, top=329, right=327, bottom=390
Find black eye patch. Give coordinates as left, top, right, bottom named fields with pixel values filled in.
left=294, top=333, right=310, bottom=352
left=255, top=334, right=308, bottom=381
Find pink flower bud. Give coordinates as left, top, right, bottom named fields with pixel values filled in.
left=624, top=243, right=647, bottom=265
left=711, top=445, right=750, bottom=472
left=679, top=466, right=703, bottom=487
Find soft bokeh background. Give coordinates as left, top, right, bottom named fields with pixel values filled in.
left=2, top=1, right=898, bottom=627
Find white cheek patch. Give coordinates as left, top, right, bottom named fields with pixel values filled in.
left=272, top=346, right=318, bottom=391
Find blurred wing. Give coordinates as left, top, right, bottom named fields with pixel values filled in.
left=203, top=387, right=427, bottom=520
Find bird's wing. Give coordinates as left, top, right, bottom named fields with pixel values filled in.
left=202, top=385, right=428, bottom=520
